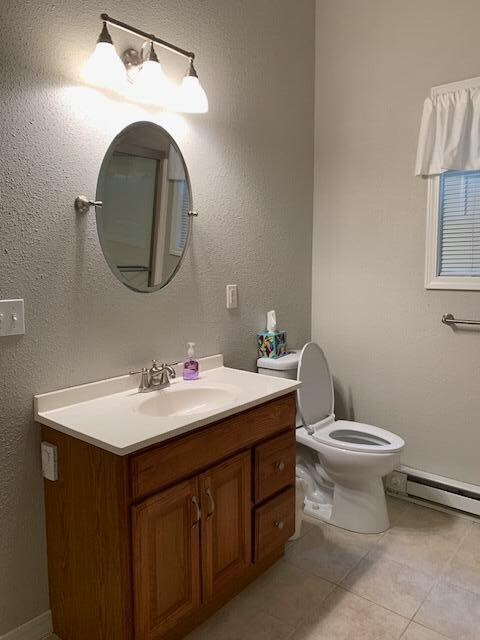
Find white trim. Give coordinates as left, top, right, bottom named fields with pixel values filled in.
left=150, top=158, right=169, bottom=286
left=424, top=174, right=480, bottom=290
left=424, top=175, right=440, bottom=289
left=0, top=611, right=52, bottom=640
left=431, top=75, right=480, bottom=97
left=426, top=277, right=480, bottom=291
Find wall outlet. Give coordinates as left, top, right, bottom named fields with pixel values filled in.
left=41, top=442, right=58, bottom=481
left=0, top=299, right=25, bottom=336
left=226, top=284, right=238, bottom=309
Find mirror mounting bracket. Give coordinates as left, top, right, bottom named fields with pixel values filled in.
left=187, top=210, right=199, bottom=217
left=74, top=196, right=103, bottom=215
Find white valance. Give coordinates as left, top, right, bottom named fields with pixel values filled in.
left=415, top=79, right=480, bottom=177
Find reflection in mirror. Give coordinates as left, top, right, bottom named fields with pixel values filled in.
left=96, top=122, right=192, bottom=292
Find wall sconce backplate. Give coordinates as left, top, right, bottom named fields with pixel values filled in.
left=121, top=48, right=142, bottom=69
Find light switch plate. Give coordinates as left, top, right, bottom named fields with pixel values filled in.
left=0, top=299, right=25, bottom=336
left=226, top=284, right=238, bottom=309
left=41, top=442, right=58, bottom=481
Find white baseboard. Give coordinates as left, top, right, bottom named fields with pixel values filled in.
left=0, top=611, right=52, bottom=640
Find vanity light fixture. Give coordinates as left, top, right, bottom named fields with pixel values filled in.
left=177, top=59, right=209, bottom=114
left=132, top=41, right=174, bottom=108
left=81, top=22, right=128, bottom=91
left=82, top=13, right=209, bottom=114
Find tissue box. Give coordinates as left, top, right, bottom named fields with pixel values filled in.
left=257, top=331, right=287, bottom=359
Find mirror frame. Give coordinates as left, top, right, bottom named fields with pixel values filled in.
left=95, top=121, right=193, bottom=293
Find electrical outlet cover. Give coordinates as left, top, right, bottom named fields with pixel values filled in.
left=41, top=442, right=58, bottom=481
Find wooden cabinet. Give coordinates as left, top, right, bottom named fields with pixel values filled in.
left=200, top=452, right=251, bottom=602
left=254, top=487, right=295, bottom=561
left=254, top=431, right=296, bottom=503
left=130, top=394, right=295, bottom=501
left=133, top=453, right=252, bottom=639
left=132, top=478, right=201, bottom=640
left=42, top=393, right=296, bottom=640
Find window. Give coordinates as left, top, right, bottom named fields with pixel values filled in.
left=425, top=170, right=480, bottom=290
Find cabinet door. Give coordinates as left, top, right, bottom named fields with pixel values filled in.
left=200, top=451, right=252, bottom=601
left=132, top=477, right=201, bottom=640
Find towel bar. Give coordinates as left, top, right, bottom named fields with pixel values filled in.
left=442, top=313, right=480, bottom=326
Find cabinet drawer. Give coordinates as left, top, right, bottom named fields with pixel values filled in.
left=254, top=487, right=295, bottom=561
left=130, top=394, right=296, bottom=501
left=254, top=431, right=295, bottom=503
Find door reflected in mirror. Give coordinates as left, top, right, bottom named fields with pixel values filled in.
left=96, top=122, right=192, bottom=292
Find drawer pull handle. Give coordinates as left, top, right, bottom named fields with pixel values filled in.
left=274, top=520, right=285, bottom=530
left=206, top=488, right=215, bottom=518
left=275, top=461, right=285, bottom=471
left=192, top=496, right=202, bottom=527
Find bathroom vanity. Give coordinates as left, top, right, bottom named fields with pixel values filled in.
left=36, top=356, right=299, bottom=640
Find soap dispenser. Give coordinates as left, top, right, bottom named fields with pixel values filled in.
left=183, top=342, right=199, bottom=380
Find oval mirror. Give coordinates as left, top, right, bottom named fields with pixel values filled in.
left=96, top=122, right=192, bottom=293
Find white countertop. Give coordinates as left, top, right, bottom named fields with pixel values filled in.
left=34, top=355, right=300, bottom=456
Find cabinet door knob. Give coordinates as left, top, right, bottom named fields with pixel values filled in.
left=191, top=496, right=202, bottom=527
left=275, top=461, right=285, bottom=471
left=274, top=520, right=285, bottom=530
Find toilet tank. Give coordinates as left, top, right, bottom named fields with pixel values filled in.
left=257, top=350, right=300, bottom=379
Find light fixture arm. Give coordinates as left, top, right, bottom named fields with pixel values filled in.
left=100, top=13, right=195, bottom=61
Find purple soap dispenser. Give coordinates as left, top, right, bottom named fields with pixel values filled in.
left=183, top=342, right=199, bottom=380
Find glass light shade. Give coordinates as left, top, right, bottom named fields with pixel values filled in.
left=81, top=42, right=127, bottom=93
left=177, top=75, right=209, bottom=113
left=133, top=60, right=174, bottom=108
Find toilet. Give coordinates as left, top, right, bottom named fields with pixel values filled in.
left=257, top=342, right=405, bottom=534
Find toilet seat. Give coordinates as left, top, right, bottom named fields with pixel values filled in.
left=297, top=343, right=404, bottom=454
left=312, top=419, right=404, bottom=453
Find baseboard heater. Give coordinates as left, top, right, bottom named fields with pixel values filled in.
left=386, top=465, right=480, bottom=518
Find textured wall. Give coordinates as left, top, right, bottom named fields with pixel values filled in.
left=0, top=1, right=314, bottom=633
left=313, top=0, right=480, bottom=486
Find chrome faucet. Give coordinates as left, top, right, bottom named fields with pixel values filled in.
left=130, top=360, right=177, bottom=393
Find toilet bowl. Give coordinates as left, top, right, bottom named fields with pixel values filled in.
left=257, top=342, right=405, bottom=534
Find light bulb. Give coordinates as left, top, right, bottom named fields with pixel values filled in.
left=81, top=23, right=126, bottom=93
left=132, top=42, right=175, bottom=108
left=176, top=60, right=209, bottom=113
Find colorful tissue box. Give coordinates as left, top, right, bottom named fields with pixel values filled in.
left=257, top=331, right=287, bottom=359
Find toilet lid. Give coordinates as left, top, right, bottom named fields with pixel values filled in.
left=297, top=342, right=334, bottom=428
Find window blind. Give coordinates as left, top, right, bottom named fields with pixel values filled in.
left=438, top=170, right=480, bottom=276
left=179, top=181, right=190, bottom=249
left=169, top=180, right=190, bottom=257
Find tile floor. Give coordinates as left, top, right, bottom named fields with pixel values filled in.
left=48, top=497, right=480, bottom=640
left=187, top=498, right=480, bottom=640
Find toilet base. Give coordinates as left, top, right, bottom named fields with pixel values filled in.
left=304, top=476, right=390, bottom=534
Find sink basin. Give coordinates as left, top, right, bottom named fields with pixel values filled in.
left=137, top=384, right=240, bottom=418
left=35, top=355, right=302, bottom=454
